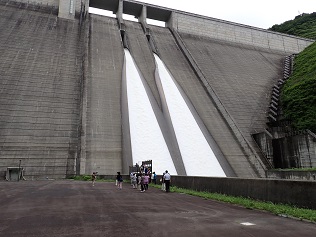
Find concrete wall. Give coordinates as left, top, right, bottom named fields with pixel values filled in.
left=58, top=0, right=76, bottom=19
left=0, top=0, right=59, bottom=8
left=169, top=175, right=316, bottom=209
left=174, top=31, right=288, bottom=177
left=254, top=131, right=316, bottom=169
left=6, top=0, right=58, bottom=5
left=5, top=0, right=314, bottom=52
left=1, top=0, right=315, bottom=179
left=168, top=12, right=314, bottom=53
left=58, top=0, right=87, bottom=20
left=80, top=15, right=123, bottom=176
left=267, top=170, right=316, bottom=181
left=0, top=3, right=83, bottom=179
left=0, top=0, right=84, bottom=19
left=273, top=133, right=316, bottom=168
left=150, top=26, right=261, bottom=177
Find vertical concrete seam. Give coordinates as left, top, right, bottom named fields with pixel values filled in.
left=79, top=11, right=90, bottom=175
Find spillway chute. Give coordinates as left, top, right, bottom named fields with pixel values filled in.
left=122, top=49, right=177, bottom=175
left=154, top=53, right=227, bottom=177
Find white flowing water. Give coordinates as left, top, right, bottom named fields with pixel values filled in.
left=124, top=49, right=177, bottom=175
left=154, top=54, right=226, bottom=177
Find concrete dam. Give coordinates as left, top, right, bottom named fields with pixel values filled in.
left=0, top=0, right=313, bottom=179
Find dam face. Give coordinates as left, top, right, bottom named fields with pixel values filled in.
left=0, top=0, right=314, bottom=179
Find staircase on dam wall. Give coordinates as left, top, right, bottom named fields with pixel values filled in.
left=253, top=55, right=316, bottom=170
left=0, top=3, right=83, bottom=179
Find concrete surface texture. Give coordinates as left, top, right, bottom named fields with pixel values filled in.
left=0, top=3, right=82, bottom=178
left=81, top=15, right=123, bottom=176
left=0, top=0, right=314, bottom=179
left=171, top=12, right=313, bottom=53
left=0, top=180, right=316, bottom=237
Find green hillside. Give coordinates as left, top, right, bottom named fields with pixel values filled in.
left=269, top=12, right=316, bottom=40
left=270, top=13, right=316, bottom=132
left=281, top=43, right=316, bottom=132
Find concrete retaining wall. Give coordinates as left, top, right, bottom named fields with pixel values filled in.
left=169, top=175, right=316, bottom=209
left=99, top=174, right=316, bottom=209
left=267, top=170, right=316, bottom=181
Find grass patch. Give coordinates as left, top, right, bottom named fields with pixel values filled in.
left=69, top=175, right=92, bottom=181
left=150, top=184, right=316, bottom=223
left=68, top=175, right=115, bottom=182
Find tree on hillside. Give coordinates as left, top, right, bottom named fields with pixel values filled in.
left=269, top=12, right=316, bottom=40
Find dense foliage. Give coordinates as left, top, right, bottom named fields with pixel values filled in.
left=269, top=12, right=316, bottom=40
left=281, top=42, right=316, bottom=132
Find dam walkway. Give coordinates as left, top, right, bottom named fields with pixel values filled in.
left=0, top=180, right=315, bottom=237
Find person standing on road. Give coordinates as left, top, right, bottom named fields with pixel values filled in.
left=116, top=172, right=123, bottom=190
left=92, top=172, right=97, bottom=186
left=141, top=173, right=149, bottom=192
left=137, top=173, right=142, bottom=190
left=164, top=170, right=171, bottom=192
left=130, top=172, right=135, bottom=186
left=131, top=173, right=137, bottom=189
left=151, top=172, right=157, bottom=184
left=161, top=172, right=166, bottom=191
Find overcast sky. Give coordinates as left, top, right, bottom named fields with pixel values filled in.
left=90, top=0, right=316, bottom=29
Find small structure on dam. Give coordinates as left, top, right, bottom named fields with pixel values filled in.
left=0, top=0, right=314, bottom=180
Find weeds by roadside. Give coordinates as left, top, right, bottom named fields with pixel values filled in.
left=150, top=184, right=316, bottom=223
left=69, top=175, right=115, bottom=182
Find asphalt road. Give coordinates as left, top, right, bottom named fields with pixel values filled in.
left=0, top=180, right=315, bottom=237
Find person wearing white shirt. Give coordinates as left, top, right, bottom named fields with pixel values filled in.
left=163, top=170, right=171, bottom=192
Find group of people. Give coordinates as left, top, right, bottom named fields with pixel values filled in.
left=128, top=172, right=152, bottom=192
left=92, top=170, right=171, bottom=193
left=129, top=170, right=171, bottom=193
